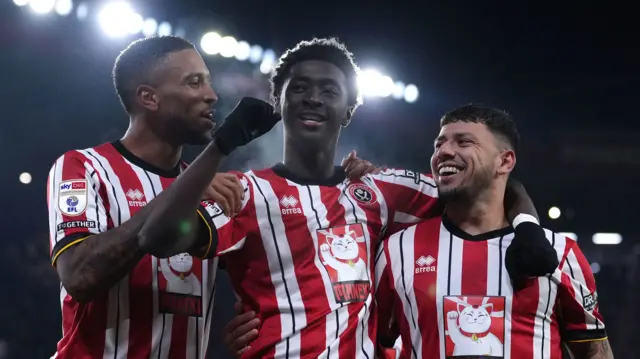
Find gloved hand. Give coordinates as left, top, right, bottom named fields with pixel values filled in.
left=505, top=221, right=559, bottom=290
left=214, top=97, right=281, bottom=155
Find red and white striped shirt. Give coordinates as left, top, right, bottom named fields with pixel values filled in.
left=198, top=165, right=440, bottom=359
left=47, top=141, right=218, bottom=359
left=375, top=216, right=606, bottom=359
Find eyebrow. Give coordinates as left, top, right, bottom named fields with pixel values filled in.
left=183, top=72, right=211, bottom=81
left=434, top=132, right=477, bottom=144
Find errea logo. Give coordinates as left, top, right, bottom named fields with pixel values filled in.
left=415, top=255, right=436, bottom=274
left=126, top=189, right=147, bottom=207
left=280, top=195, right=302, bottom=215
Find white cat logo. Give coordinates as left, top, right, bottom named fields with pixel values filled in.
left=160, top=253, right=202, bottom=295
left=157, top=253, right=204, bottom=317
left=444, top=296, right=504, bottom=357
left=317, top=224, right=370, bottom=303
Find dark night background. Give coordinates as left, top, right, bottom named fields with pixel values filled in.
left=0, top=0, right=638, bottom=358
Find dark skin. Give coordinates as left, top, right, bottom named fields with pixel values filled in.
left=55, top=49, right=246, bottom=303
left=566, top=340, right=614, bottom=359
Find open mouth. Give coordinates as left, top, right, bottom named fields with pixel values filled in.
left=437, top=163, right=465, bottom=179
left=201, top=110, right=214, bottom=120
left=297, top=112, right=325, bottom=126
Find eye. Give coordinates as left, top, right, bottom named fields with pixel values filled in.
left=458, top=139, right=473, bottom=146
left=289, top=83, right=306, bottom=93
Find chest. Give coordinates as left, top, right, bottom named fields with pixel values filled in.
left=246, top=180, right=388, bottom=268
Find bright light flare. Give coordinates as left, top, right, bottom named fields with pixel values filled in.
left=75, top=1, right=87, bottom=20
left=30, top=0, right=56, bottom=14
left=219, top=36, right=238, bottom=58
left=592, top=233, right=622, bottom=245
left=14, top=0, right=29, bottom=7
left=235, top=41, right=251, bottom=61
left=157, top=21, right=172, bottom=36
left=249, top=45, right=263, bottom=64
left=404, top=84, right=419, bottom=103
left=259, top=49, right=276, bottom=74
left=200, top=32, right=222, bottom=55
left=98, top=2, right=143, bottom=37
left=55, top=0, right=73, bottom=15
left=548, top=206, right=561, bottom=219
left=358, top=69, right=395, bottom=98
left=19, top=172, right=32, bottom=184
left=141, top=18, right=157, bottom=37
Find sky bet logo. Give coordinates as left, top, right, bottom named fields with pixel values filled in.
left=60, top=182, right=86, bottom=191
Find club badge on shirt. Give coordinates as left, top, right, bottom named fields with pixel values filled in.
left=443, top=295, right=506, bottom=358
left=58, top=180, right=88, bottom=216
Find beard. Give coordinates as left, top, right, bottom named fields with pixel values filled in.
left=437, top=164, right=494, bottom=204
left=165, top=113, right=213, bottom=146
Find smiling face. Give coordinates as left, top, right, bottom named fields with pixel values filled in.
left=430, top=121, right=515, bottom=202
left=276, top=60, right=353, bottom=147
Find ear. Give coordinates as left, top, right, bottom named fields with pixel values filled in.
left=482, top=303, right=493, bottom=315
left=497, top=149, right=516, bottom=175
left=457, top=302, right=468, bottom=313
left=136, top=84, right=159, bottom=112
left=342, top=106, right=354, bottom=127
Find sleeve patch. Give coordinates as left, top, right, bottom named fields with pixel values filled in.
left=58, top=179, right=89, bottom=216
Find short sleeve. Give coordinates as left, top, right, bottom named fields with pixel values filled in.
left=47, top=151, right=109, bottom=266
left=196, top=172, right=255, bottom=258
left=556, top=239, right=607, bottom=342
left=368, top=169, right=442, bottom=232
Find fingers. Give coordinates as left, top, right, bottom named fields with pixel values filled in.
left=220, top=175, right=244, bottom=214
left=211, top=182, right=236, bottom=216
left=346, top=160, right=374, bottom=180
left=341, top=150, right=357, bottom=167
left=234, top=301, right=243, bottom=314
left=224, top=310, right=260, bottom=355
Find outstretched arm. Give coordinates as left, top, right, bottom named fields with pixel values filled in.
left=139, top=97, right=281, bottom=257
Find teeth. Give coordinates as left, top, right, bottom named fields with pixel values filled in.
left=439, top=166, right=461, bottom=176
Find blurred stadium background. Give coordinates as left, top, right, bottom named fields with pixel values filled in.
left=1, top=0, right=638, bottom=358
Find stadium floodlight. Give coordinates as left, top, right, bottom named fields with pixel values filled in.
left=403, top=84, right=419, bottom=103
left=248, top=45, right=263, bottom=64
left=592, top=233, right=622, bottom=245
left=98, top=2, right=143, bottom=37
left=13, top=0, right=29, bottom=7
left=235, top=41, right=251, bottom=61
left=200, top=32, right=222, bottom=55
left=392, top=81, right=405, bottom=100
left=75, top=1, right=87, bottom=20
left=548, top=206, right=561, bottom=219
left=54, top=0, right=73, bottom=16
left=19, top=172, right=32, bottom=184
left=219, top=36, right=238, bottom=58
left=590, top=262, right=601, bottom=274
left=30, top=0, right=56, bottom=14
left=259, top=49, right=276, bottom=74
left=358, top=69, right=395, bottom=98
left=157, top=21, right=172, bottom=36
left=141, top=18, right=157, bottom=37
left=559, top=232, right=578, bottom=241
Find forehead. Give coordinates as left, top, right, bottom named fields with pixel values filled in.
left=438, top=121, right=493, bottom=140
left=155, top=49, right=208, bottom=81
left=287, top=60, right=347, bottom=85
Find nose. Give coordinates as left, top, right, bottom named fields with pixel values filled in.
left=435, top=142, right=455, bottom=161
left=302, top=89, right=323, bottom=108
left=203, top=84, right=218, bottom=105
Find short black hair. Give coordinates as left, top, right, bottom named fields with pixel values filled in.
left=112, top=36, right=196, bottom=114
left=440, top=104, right=520, bottom=153
left=270, top=37, right=363, bottom=111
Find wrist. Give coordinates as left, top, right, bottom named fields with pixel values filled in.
left=512, top=213, right=540, bottom=228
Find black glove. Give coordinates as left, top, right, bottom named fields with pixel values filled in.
left=214, top=97, right=281, bottom=155
left=505, top=221, right=559, bottom=290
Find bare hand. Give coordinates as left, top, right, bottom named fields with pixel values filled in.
left=341, top=150, right=383, bottom=180
left=224, top=301, right=260, bottom=357
left=203, top=173, right=244, bottom=217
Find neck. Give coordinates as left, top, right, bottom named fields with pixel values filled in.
left=120, top=117, right=182, bottom=171
left=283, top=138, right=336, bottom=180
left=445, top=183, right=509, bottom=236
